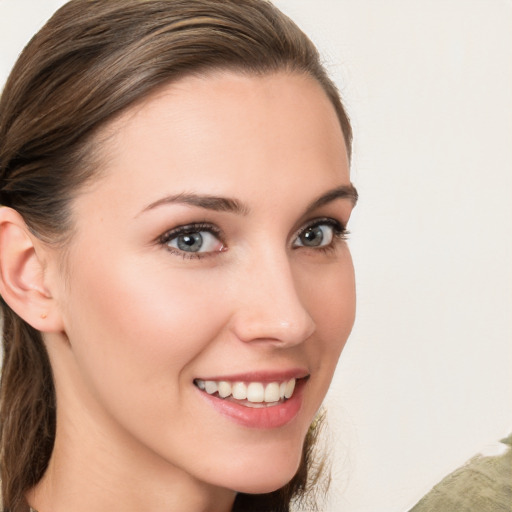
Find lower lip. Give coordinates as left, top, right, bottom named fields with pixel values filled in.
left=197, top=379, right=306, bottom=429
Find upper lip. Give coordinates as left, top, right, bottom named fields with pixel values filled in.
left=195, top=368, right=309, bottom=383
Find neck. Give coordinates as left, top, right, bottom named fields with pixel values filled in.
left=26, top=342, right=236, bottom=512
left=27, top=421, right=236, bottom=512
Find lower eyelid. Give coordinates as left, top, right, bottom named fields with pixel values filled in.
left=165, top=247, right=208, bottom=260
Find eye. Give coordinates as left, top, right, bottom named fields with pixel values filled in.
left=293, top=219, right=345, bottom=249
left=160, top=223, right=224, bottom=256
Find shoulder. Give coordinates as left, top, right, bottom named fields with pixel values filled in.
left=408, top=434, right=512, bottom=512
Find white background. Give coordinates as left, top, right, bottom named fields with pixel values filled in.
left=1, top=1, right=511, bottom=511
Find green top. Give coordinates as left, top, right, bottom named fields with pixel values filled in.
left=408, top=434, right=512, bottom=512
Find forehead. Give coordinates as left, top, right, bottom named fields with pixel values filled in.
left=80, top=71, right=350, bottom=216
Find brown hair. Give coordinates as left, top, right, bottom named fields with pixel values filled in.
left=0, top=1, right=352, bottom=510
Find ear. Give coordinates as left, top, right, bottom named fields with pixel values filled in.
left=0, top=207, right=64, bottom=333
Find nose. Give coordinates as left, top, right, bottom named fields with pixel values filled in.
left=229, top=248, right=316, bottom=347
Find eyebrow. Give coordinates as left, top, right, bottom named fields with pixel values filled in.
left=303, top=184, right=358, bottom=215
left=140, top=192, right=249, bottom=216
left=139, top=183, right=358, bottom=217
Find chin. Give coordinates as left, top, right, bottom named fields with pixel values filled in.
left=221, top=443, right=304, bottom=495
left=231, top=473, right=299, bottom=495
left=233, top=474, right=297, bottom=495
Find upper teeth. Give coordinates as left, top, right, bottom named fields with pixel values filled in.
left=195, top=378, right=296, bottom=403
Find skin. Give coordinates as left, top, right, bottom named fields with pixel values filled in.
left=24, top=71, right=356, bottom=512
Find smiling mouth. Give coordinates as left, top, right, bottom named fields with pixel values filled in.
left=193, top=378, right=300, bottom=408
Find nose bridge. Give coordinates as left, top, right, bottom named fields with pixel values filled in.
left=230, top=245, right=316, bottom=345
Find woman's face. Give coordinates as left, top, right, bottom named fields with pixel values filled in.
left=48, top=71, right=356, bottom=495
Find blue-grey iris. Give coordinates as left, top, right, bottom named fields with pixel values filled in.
left=177, top=233, right=203, bottom=252
left=300, top=226, right=324, bottom=247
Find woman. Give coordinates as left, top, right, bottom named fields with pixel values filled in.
left=0, top=1, right=357, bottom=511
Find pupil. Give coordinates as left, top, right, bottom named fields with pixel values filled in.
left=302, top=226, right=323, bottom=246
left=177, top=232, right=203, bottom=252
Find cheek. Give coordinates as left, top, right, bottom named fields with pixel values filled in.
left=299, top=251, right=355, bottom=373
left=302, top=252, right=355, bottom=336
left=61, top=254, right=231, bottom=395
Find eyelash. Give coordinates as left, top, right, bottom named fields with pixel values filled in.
left=158, top=218, right=349, bottom=260
left=158, top=222, right=224, bottom=260
left=294, top=218, right=349, bottom=254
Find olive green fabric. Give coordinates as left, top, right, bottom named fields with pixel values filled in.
left=408, top=434, right=512, bottom=512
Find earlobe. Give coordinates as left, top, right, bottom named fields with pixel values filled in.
left=0, top=207, right=64, bottom=333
